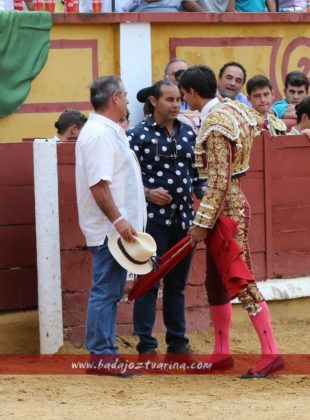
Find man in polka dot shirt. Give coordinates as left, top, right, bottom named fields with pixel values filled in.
left=127, top=80, right=205, bottom=356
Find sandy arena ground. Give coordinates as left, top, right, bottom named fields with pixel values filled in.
left=0, top=309, right=309, bottom=419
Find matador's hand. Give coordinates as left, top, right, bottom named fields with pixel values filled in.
left=188, top=225, right=208, bottom=248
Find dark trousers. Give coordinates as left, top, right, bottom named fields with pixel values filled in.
left=206, top=252, right=230, bottom=306
left=133, top=219, right=192, bottom=353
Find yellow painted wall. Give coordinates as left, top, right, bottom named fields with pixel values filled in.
left=151, top=22, right=310, bottom=96
left=0, top=23, right=119, bottom=142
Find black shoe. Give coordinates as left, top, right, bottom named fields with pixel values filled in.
left=139, top=348, right=158, bottom=355
left=138, top=348, right=159, bottom=362
left=240, top=355, right=284, bottom=379
left=166, top=344, right=194, bottom=355
left=166, top=345, right=200, bottom=369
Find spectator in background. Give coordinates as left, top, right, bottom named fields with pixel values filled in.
left=164, top=59, right=188, bottom=84
left=164, top=59, right=190, bottom=110
left=217, top=61, right=252, bottom=107
left=279, top=0, right=306, bottom=12
left=246, top=75, right=287, bottom=135
left=227, top=0, right=276, bottom=11
left=53, top=109, right=87, bottom=142
left=0, top=0, right=34, bottom=9
left=119, top=0, right=206, bottom=12
left=114, top=0, right=135, bottom=11
left=290, top=96, right=310, bottom=138
left=272, top=71, right=309, bottom=120
left=197, top=0, right=229, bottom=11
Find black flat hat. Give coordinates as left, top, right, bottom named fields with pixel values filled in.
left=136, top=85, right=154, bottom=103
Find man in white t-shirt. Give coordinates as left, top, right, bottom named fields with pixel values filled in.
left=75, top=76, right=146, bottom=363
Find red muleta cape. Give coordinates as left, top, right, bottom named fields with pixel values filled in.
left=128, top=215, right=254, bottom=301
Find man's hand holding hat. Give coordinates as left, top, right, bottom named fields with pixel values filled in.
left=113, top=217, right=137, bottom=244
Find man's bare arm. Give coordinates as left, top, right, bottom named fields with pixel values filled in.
left=90, top=180, right=137, bottom=242
left=266, top=0, right=276, bottom=12
left=226, top=0, right=237, bottom=12
left=182, top=0, right=205, bottom=12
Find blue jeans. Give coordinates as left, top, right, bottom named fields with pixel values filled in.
left=86, top=239, right=127, bottom=354
left=133, top=219, right=192, bottom=353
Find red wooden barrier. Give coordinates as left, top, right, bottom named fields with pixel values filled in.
left=270, top=134, right=310, bottom=277
left=1, top=133, right=309, bottom=348
left=0, top=143, right=37, bottom=310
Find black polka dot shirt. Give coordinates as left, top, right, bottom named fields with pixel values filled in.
left=127, top=116, right=205, bottom=230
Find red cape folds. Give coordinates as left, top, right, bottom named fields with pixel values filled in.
left=207, top=215, right=254, bottom=300
left=128, top=216, right=254, bottom=301
left=128, top=236, right=192, bottom=301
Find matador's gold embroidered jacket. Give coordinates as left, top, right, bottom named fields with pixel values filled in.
left=194, top=99, right=263, bottom=229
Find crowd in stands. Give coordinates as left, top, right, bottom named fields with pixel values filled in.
left=1, top=0, right=309, bottom=12
left=156, top=58, right=309, bottom=136
left=54, top=58, right=309, bottom=140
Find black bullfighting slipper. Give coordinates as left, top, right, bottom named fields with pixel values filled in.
left=240, top=355, right=284, bottom=379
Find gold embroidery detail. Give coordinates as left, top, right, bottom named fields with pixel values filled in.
left=194, top=100, right=263, bottom=228
left=238, top=283, right=265, bottom=316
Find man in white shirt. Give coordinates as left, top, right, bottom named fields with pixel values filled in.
left=75, top=76, right=146, bottom=361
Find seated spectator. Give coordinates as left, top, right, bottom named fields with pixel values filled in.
left=279, top=0, right=306, bottom=12
left=0, top=0, right=33, bottom=9
left=197, top=0, right=229, bottom=11
left=272, top=71, right=309, bottom=120
left=290, top=96, right=310, bottom=138
left=217, top=61, right=252, bottom=107
left=246, top=75, right=287, bottom=135
left=115, top=0, right=204, bottom=12
left=53, top=109, right=87, bottom=142
left=227, top=0, right=276, bottom=12
left=115, top=0, right=136, bottom=11
left=164, top=59, right=188, bottom=84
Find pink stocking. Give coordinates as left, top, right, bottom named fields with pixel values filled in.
left=249, top=300, right=279, bottom=354
left=249, top=300, right=281, bottom=373
left=209, top=303, right=232, bottom=362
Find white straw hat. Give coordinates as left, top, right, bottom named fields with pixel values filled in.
left=108, top=230, right=157, bottom=275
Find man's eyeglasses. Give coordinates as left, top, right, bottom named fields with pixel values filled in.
left=155, top=137, right=177, bottom=160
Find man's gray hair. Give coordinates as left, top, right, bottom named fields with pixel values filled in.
left=90, top=76, right=122, bottom=110
left=164, top=58, right=187, bottom=75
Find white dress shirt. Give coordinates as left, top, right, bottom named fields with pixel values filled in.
left=75, top=112, right=146, bottom=246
